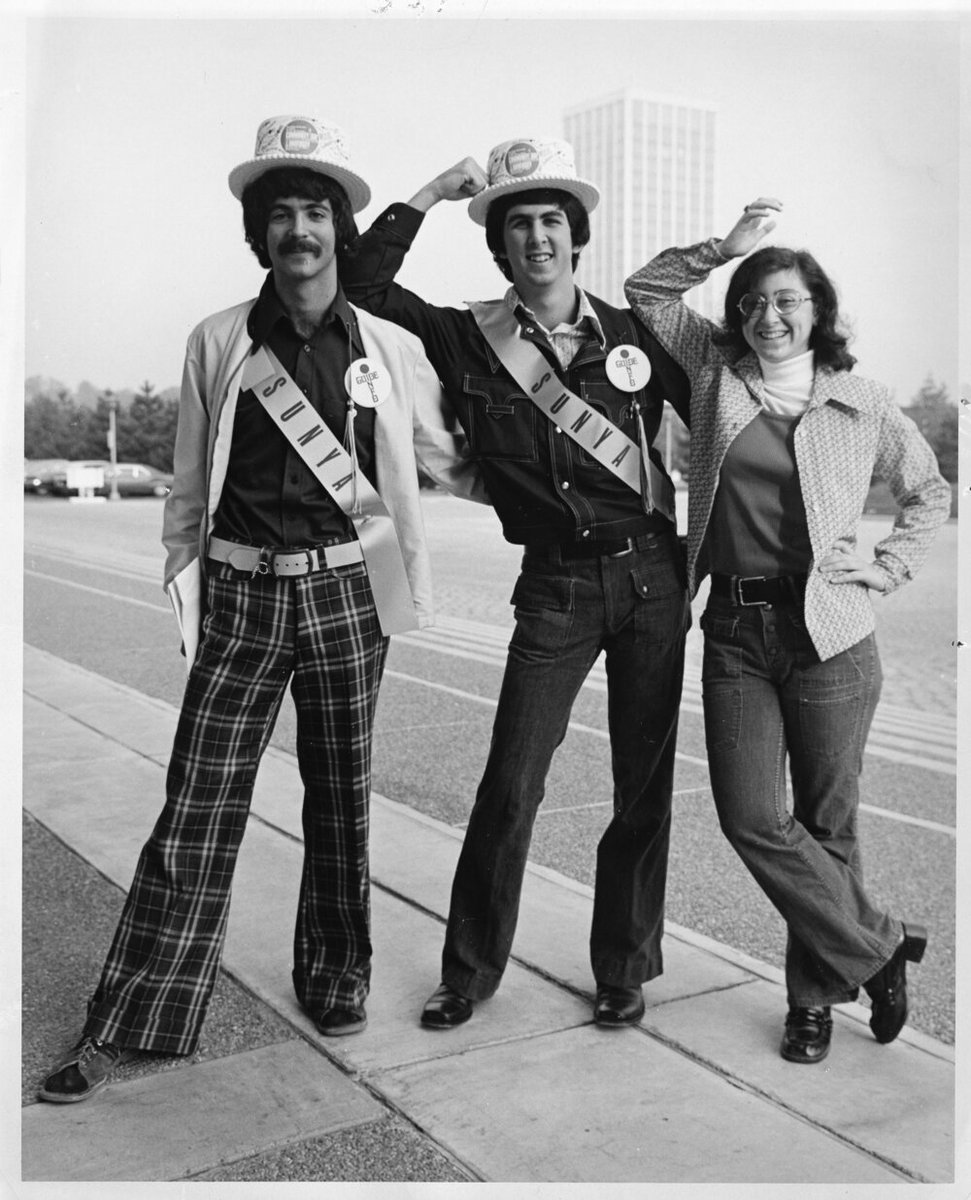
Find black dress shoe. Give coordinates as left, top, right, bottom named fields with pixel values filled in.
left=780, top=1006, right=833, bottom=1064
left=864, top=922, right=928, bottom=1044
left=594, top=984, right=645, bottom=1027
left=315, top=1005, right=367, bottom=1037
left=421, top=983, right=474, bottom=1029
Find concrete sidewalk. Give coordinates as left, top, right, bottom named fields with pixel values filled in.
left=21, top=644, right=956, bottom=1184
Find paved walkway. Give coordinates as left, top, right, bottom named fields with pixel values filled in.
left=21, top=645, right=957, bottom=1186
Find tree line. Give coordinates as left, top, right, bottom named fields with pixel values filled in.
left=24, top=374, right=959, bottom=486
left=24, top=383, right=179, bottom=473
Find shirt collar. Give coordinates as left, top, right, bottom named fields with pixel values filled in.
left=249, top=273, right=360, bottom=353
left=504, top=285, right=607, bottom=349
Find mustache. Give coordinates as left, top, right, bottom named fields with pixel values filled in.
left=278, top=236, right=321, bottom=256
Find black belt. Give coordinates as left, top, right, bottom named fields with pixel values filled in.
left=710, top=573, right=807, bottom=606
left=536, top=532, right=664, bottom=561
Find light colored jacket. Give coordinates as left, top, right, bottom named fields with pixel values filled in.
left=625, top=240, right=952, bottom=660
left=162, top=297, right=486, bottom=635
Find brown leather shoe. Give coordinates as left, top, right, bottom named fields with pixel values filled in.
left=864, top=923, right=928, bottom=1044
left=780, top=1006, right=833, bottom=1063
left=421, top=983, right=474, bottom=1029
left=38, top=1036, right=133, bottom=1103
left=315, top=1005, right=367, bottom=1037
left=594, top=984, right=645, bottom=1027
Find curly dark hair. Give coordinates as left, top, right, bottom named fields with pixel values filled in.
left=240, top=166, right=359, bottom=270
left=484, top=188, right=591, bottom=282
left=715, top=245, right=856, bottom=372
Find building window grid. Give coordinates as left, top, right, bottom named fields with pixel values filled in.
left=567, top=92, right=717, bottom=307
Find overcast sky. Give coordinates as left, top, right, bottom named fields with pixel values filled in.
left=15, top=6, right=966, bottom=410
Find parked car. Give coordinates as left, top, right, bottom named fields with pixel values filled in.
left=24, top=459, right=70, bottom=495
left=100, top=462, right=174, bottom=498
left=48, top=461, right=173, bottom=498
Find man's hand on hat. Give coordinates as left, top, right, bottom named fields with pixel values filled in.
left=407, top=158, right=489, bottom=212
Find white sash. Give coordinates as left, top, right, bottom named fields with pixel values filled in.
left=468, top=301, right=675, bottom=523
left=241, top=344, right=419, bottom=635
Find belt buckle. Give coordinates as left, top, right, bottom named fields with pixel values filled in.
left=267, top=549, right=315, bottom=577
left=608, top=538, right=635, bottom=559
left=735, top=575, right=767, bottom=606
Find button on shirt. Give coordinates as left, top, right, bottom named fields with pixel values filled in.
left=213, top=276, right=376, bottom=549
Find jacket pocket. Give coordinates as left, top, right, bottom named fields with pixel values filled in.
left=463, top=373, right=540, bottom=463
left=575, top=380, right=637, bottom=468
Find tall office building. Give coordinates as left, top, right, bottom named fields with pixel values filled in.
left=564, top=90, right=718, bottom=316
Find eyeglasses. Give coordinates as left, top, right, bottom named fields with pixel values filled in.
left=737, top=291, right=813, bottom=319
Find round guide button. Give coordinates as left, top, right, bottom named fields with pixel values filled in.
left=345, top=358, right=392, bottom=407
left=605, top=344, right=652, bottom=392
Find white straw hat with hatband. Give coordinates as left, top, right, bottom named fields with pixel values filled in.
left=467, top=137, right=600, bottom=226
left=228, top=115, right=371, bottom=212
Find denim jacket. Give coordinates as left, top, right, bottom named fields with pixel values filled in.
left=342, top=204, right=690, bottom=546
left=624, top=240, right=952, bottom=660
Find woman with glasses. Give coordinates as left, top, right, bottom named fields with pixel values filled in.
left=624, top=198, right=951, bottom=1064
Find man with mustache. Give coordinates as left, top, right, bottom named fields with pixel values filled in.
left=38, top=115, right=482, bottom=1104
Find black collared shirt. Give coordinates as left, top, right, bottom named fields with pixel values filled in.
left=212, top=275, right=376, bottom=549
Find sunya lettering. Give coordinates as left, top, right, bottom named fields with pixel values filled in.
left=263, top=377, right=287, bottom=399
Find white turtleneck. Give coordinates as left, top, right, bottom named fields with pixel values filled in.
left=757, top=349, right=814, bottom=416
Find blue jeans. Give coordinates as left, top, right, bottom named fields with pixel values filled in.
left=701, top=594, right=901, bottom=1007
left=441, top=530, right=690, bottom=1000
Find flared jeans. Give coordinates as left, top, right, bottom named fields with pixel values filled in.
left=701, top=593, right=901, bottom=1007
left=440, top=529, right=691, bottom=1000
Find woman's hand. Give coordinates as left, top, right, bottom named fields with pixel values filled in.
left=718, top=197, right=783, bottom=259
left=817, top=549, right=887, bottom=592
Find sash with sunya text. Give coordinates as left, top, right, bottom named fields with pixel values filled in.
left=468, top=300, right=675, bottom=524
left=240, top=344, right=419, bottom=635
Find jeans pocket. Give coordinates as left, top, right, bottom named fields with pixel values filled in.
left=510, top=570, right=576, bottom=654
left=795, top=640, right=878, bottom=759
left=701, top=610, right=743, bottom=750
left=630, top=557, right=690, bottom=647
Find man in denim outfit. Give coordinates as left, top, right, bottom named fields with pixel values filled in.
left=343, top=137, right=691, bottom=1029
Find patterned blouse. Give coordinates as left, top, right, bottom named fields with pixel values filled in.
left=625, top=239, right=952, bottom=661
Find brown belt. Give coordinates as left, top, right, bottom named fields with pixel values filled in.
left=208, top=535, right=364, bottom=577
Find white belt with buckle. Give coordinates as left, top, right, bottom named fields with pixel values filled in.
left=208, top=536, right=364, bottom=577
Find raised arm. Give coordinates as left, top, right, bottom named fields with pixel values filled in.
left=623, top=196, right=781, bottom=369
left=405, top=157, right=489, bottom=213
left=339, top=158, right=489, bottom=372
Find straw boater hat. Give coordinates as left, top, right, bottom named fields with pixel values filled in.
left=467, top=137, right=600, bottom=226
left=228, top=115, right=371, bottom=213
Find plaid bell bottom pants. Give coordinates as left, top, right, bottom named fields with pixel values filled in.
left=83, top=558, right=389, bottom=1056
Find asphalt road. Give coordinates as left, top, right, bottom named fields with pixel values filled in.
left=22, top=491, right=958, bottom=1043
